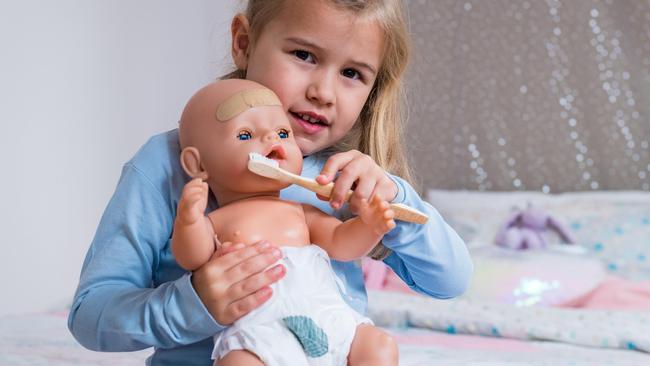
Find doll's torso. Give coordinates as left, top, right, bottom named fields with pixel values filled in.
left=208, top=196, right=311, bottom=247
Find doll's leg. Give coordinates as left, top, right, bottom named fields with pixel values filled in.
left=215, top=350, right=264, bottom=366
left=347, top=324, right=398, bottom=366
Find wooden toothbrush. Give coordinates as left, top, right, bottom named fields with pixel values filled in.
left=248, top=152, right=429, bottom=224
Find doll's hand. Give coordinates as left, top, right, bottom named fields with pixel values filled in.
left=316, top=150, right=398, bottom=214
left=357, top=196, right=396, bottom=235
left=191, top=240, right=285, bottom=325
left=177, top=178, right=208, bottom=225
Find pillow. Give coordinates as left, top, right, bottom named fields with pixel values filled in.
left=461, top=246, right=606, bottom=306
left=427, top=190, right=650, bottom=281
left=362, top=246, right=607, bottom=307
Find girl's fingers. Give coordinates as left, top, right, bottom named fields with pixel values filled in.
left=315, top=174, right=332, bottom=185
left=215, top=241, right=245, bottom=257
left=223, top=286, right=274, bottom=324
left=330, top=155, right=374, bottom=207
left=193, top=241, right=281, bottom=324
left=222, top=244, right=283, bottom=284
left=227, top=263, right=286, bottom=304
left=215, top=240, right=269, bottom=267
left=319, top=152, right=356, bottom=182
left=320, top=150, right=395, bottom=210
left=330, top=168, right=357, bottom=208
left=352, top=175, right=376, bottom=203
left=206, top=243, right=254, bottom=274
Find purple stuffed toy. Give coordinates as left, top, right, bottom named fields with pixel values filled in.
left=495, top=205, right=576, bottom=250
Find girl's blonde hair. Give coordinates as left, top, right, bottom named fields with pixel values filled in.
left=224, top=0, right=413, bottom=259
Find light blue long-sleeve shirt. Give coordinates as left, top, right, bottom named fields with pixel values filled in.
left=68, top=129, right=472, bottom=365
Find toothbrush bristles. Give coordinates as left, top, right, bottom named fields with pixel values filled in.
left=248, top=152, right=279, bottom=167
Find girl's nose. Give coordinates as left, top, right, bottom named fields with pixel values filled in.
left=307, top=70, right=335, bottom=106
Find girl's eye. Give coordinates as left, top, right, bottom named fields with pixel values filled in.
left=237, top=130, right=252, bottom=140
left=278, top=129, right=290, bottom=139
left=293, top=50, right=314, bottom=63
left=341, top=68, right=361, bottom=80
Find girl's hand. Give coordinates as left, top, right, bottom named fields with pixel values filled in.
left=316, top=150, right=398, bottom=214
left=191, top=240, right=285, bottom=326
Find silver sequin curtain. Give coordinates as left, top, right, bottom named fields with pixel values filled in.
left=405, top=0, right=650, bottom=192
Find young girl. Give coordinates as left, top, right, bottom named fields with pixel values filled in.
left=68, top=1, right=473, bottom=365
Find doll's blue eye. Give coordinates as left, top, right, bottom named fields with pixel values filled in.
left=237, top=131, right=252, bottom=140
left=278, top=129, right=290, bottom=139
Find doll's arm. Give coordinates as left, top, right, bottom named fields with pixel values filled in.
left=304, top=197, right=395, bottom=261
left=171, top=178, right=216, bottom=270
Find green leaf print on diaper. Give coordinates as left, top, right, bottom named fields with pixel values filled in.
left=283, top=315, right=329, bottom=357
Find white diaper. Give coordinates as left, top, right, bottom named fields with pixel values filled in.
left=211, top=245, right=371, bottom=366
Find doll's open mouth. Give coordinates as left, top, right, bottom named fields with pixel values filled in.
left=265, top=144, right=286, bottom=161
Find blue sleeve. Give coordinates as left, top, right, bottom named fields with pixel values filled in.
left=381, top=174, right=474, bottom=299
left=67, top=163, right=223, bottom=351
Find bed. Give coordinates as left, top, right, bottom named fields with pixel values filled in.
left=2, top=190, right=649, bottom=365
left=2, top=303, right=649, bottom=366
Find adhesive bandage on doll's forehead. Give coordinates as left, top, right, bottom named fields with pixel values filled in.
left=215, top=88, right=282, bottom=121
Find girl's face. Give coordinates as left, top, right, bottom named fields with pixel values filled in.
left=234, top=0, right=384, bottom=155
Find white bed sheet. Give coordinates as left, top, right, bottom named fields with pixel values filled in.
left=2, top=308, right=649, bottom=366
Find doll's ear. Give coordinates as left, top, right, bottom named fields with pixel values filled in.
left=231, top=14, right=251, bottom=71
left=180, top=147, right=209, bottom=180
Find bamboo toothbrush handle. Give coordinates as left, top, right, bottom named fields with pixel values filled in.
left=389, top=203, right=429, bottom=224
left=292, top=176, right=428, bottom=224
left=292, top=176, right=353, bottom=201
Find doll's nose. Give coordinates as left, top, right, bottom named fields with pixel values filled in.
left=263, top=131, right=280, bottom=142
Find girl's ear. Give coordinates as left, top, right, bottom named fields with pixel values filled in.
left=231, top=14, right=251, bottom=71
left=180, top=147, right=209, bottom=180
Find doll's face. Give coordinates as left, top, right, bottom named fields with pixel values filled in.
left=179, top=80, right=304, bottom=197
left=202, top=104, right=303, bottom=194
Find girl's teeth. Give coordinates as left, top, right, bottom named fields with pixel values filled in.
left=299, top=114, right=321, bottom=124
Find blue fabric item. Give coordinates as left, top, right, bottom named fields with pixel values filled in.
left=282, top=315, right=328, bottom=357
left=67, top=129, right=473, bottom=366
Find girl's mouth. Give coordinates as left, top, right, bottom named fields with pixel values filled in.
left=290, top=112, right=328, bottom=135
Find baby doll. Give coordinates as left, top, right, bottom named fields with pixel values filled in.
left=172, top=79, right=398, bottom=366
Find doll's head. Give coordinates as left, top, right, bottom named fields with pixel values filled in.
left=178, top=79, right=303, bottom=204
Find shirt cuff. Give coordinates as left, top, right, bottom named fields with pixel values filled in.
left=386, top=173, right=406, bottom=204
